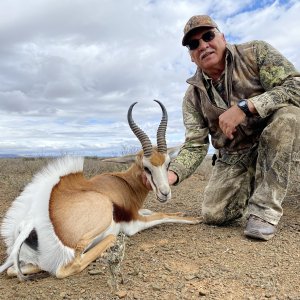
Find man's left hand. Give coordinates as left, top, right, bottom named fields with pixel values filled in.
left=219, top=105, right=246, bottom=139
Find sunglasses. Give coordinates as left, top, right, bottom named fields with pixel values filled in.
left=186, top=30, right=216, bottom=51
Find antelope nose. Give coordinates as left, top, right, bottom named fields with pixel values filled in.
left=159, top=185, right=171, bottom=196
left=157, top=186, right=171, bottom=202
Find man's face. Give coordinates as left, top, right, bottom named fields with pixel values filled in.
left=188, top=28, right=226, bottom=73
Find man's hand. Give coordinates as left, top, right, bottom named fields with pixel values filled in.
left=219, top=105, right=246, bottom=139
left=168, top=170, right=178, bottom=185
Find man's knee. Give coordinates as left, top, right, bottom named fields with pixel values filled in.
left=202, top=204, right=244, bottom=225
left=202, top=206, right=225, bottom=225
left=202, top=173, right=248, bottom=225
left=202, top=187, right=227, bottom=225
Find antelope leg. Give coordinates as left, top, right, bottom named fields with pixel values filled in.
left=7, top=264, right=42, bottom=277
left=56, top=234, right=116, bottom=278
left=123, top=212, right=201, bottom=236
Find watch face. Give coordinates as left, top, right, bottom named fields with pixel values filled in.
left=238, top=99, right=252, bottom=117
left=239, top=100, right=246, bottom=106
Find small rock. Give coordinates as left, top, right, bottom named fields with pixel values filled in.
left=128, top=269, right=139, bottom=276
left=185, top=274, right=196, bottom=281
left=164, top=264, right=172, bottom=272
left=88, top=269, right=104, bottom=276
left=115, top=290, right=127, bottom=298
left=59, top=292, right=68, bottom=298
left=152, top=284, right=161, bottom=291
left=199, top=289, right=207, bottom=296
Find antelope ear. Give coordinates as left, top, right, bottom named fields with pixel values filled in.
left=102, top=154, right=136, bottom=164
left=167, top=146, right=180, bottom=159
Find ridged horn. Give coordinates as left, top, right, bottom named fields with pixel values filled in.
left=127, top=102, right=153, bottom=157
left=154, top=100, right=168, bottom=153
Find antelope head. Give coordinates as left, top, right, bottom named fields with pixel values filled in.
left=128, top=100, right=171, bottom=203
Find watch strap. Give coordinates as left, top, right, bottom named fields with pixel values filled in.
left=237, top=99, right=252, bottom=117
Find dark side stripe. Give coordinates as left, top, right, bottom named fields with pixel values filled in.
left=113, top=203, right=134, bottom=223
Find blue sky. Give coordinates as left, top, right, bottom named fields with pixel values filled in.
left=0, top=0, right=299, bottom=156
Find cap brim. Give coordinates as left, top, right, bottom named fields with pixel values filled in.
left=182, top=25, right=216, bottom=46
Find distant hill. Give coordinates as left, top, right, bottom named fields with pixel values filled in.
left=0, top=154, right=20, bottom=158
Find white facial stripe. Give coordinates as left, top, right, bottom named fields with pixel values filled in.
left=143, top=155, right=171, bottom=202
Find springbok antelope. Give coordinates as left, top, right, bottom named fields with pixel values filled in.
left=0, top=100, right=200, bottom=280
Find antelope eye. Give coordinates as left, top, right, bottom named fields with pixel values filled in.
left=144, top=167, right=151, bottom=174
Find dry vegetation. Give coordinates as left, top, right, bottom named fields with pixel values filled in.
left=0, top=156, right=299, bottom=300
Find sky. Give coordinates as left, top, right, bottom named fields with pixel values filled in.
left=0, top=0, right=299, bottom=157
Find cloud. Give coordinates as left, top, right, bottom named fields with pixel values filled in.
left=0, top=0, right=299, bottom=156
left=224, top=0, right=300, bottom=66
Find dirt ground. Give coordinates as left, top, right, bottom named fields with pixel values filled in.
left=0, top=157, right=299, bottom=300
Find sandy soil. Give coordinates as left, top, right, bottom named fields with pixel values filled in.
left=0, top=157, right=299, bottom=300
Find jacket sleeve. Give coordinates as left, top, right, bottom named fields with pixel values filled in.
left=169, top=87, right=209, bottom=184
left=249, top=40, right=300, bottom=118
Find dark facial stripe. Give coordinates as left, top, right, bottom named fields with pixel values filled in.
left=150, top=173, right=158, bottom=194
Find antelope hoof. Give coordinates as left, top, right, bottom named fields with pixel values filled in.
left=192, top=216, right=203, bottom=224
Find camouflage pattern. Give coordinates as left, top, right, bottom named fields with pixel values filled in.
left=202, top=147, right=257, bottom=225
left=169, top=40, right=300, bottom=225
left=169, top=98, right=209, bottom=181
left=202, top=106, right=300, bottom=225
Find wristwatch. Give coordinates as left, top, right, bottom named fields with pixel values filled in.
left=237, top=99, right=252, bottom=117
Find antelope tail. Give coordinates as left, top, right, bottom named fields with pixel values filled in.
left=0, top=222, right=34, bottom=280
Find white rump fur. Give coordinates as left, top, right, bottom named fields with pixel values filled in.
left=0, top=156, right=84, bottom=275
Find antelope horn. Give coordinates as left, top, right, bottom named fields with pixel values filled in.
left=154, top=100, right=168, bottom=153
left=127, top=102, right=153, bottom=157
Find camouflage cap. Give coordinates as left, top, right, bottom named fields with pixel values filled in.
left=182, top=15, right=218, bottom=46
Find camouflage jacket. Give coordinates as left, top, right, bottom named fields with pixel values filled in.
left=170, top=40, right=300, bottom=183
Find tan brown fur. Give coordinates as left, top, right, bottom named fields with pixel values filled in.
left=49, top=173, right=113, bottom=248
left=150, top=151, right=165, bottom=166
left=49, top=158, right=149, bottom=248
